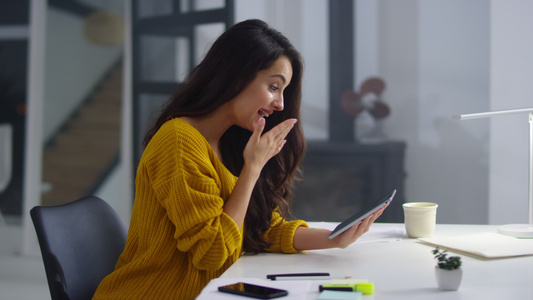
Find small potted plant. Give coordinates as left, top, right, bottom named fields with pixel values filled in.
left=432, top=247, right=462, bottom=291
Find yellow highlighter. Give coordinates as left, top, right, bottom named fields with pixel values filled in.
left=319, top=283, right=375, bottom=295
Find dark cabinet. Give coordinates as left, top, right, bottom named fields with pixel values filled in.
left=292, top=141, right=406, bottom=223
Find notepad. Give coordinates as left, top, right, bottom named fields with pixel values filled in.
left=419, top=232, right=533, bottom=258
left=318, top=290, right=362, bottom=300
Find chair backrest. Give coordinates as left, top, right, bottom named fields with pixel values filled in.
left=30, top=195, right=127, bottom=300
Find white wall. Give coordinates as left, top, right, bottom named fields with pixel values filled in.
left=376, top=0, right=531, bottom=225
left=377, top=0, right=491, bottom=224
left=490, top=0, right=533, bottom=225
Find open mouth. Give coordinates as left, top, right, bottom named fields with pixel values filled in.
left=258, top=109, right=271, bottom=118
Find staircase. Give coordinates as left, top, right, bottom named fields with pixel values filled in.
left=41, top=62, right=122, bottom=206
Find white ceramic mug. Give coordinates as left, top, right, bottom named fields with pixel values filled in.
left=402, top=202, right=438, bottom=238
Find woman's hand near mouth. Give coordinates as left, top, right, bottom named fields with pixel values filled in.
left=243, top=117, right=297, bottom=175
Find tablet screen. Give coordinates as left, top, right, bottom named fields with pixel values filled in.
left=328, top=189, right=396, bottom=239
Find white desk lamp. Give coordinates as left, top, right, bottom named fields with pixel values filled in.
left=453, top=107, right=533, bottom=238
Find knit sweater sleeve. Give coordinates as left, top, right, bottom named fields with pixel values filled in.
left=262, top=211, right=309, bottom=253
left=143, top=120, right=242, bottom=271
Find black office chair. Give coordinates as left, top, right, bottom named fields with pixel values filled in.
left=30, top=195, right=127, bottom=300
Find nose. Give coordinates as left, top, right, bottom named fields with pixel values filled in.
left=273, top=96, right=284, bottom=111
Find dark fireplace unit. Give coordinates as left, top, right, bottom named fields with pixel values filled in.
left=292, top=141, right=406, bottom=223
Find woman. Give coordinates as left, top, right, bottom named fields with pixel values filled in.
left=93, top=19, right=385, bottom=299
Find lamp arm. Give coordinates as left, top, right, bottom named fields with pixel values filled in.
left=453, top=108, right=533, bottom=227
left=453, top=107, right=533, bottom=120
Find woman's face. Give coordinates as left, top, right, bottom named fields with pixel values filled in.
left=228, top=56, right=293, bottom=132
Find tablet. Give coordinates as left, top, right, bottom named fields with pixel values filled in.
left=328, top=189, right=396, bottom=239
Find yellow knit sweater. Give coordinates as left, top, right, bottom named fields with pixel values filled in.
left=93, top=118, right=308, bottom=300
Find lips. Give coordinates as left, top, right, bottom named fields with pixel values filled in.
left=258, top=109, right=272, bottom=118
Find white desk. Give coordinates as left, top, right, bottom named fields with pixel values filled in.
left=211, top=223, right=533, bottom=299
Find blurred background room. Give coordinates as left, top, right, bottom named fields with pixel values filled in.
left=1, top=0, right=532, bottom=298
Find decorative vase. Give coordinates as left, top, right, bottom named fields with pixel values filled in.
left=435, top=266, right=462, bottom=291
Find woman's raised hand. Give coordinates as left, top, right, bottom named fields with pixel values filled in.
left=243, top=118, right=297, bottom=174
left=225, top=118, right=296, bottom=228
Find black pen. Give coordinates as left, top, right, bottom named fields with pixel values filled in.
left=266, top=272, right=331, bottom=280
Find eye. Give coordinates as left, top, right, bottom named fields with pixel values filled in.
left=270, top=85, right=279, bottom=92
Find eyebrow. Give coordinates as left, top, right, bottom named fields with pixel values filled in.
left=271, top=74, right=287, bottom=85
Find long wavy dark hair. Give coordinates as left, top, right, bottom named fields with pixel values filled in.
left=143, top=19, right=305, bottom=253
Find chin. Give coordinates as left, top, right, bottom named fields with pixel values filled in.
left=239, top=122, right=254, bottom=133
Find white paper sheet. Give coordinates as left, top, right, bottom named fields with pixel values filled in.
left=196, top=277, right=313, bottom=300
left=419, top=232, right=533, bottom=258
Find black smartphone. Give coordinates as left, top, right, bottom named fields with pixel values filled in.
left=218, top=282, right=288, bottom=299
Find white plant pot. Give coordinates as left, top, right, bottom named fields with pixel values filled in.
left=435, top=266, right=462, bottom=291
